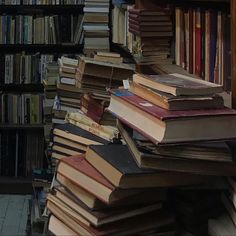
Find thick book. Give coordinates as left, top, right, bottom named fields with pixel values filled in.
left=48, top=215, right=76, bottom=236
left=86, top=144, right=214, bottom=187
left=133, top=73, right=223, bottom=96
left=53, top=123, right=109, bottom=146
left=78, top=57, right=134, bottom=81
left=129, top=82, right=224, bottom=110
left=57, top=173, right=167, bottom=210
left=50, top=188, right=162, bottom=227
left=108, top=89, right=236, bottom=144
left=129, top=28, right=173, bottom=37
left=128, top=14, right=171, bottom=22
left=56, top=155, right=146, bottom=204
left=117, top=121, right=236, bottom=176
left=128, top=8, right=171, bottom=16
left=47, top=197, right=174, bottom=236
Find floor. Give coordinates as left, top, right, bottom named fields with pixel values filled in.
left=0, top=195, right=31, bottom=236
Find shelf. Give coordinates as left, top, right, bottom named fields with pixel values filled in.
left=0, top=83, right=44, bottom=92
left=0, top=124, right=44, bottom=129
left=0, top=177, right=33, bottom=194
left=0, top=44, right=83, bottom=53
left=110, top=43, right=135, bottom=63
left=0, top=4, right=84, bottom=14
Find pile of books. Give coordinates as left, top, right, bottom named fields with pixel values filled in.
left=108, top=72, right=236, bottom=176
left=43, top=62, right=59, bottom=124
left=47, top=145, right=177, bottom=235
left=128, top=7, right=173, bottom=64
left=52, top=56, right=82, bottom=124
left=83, top=0, right=110, bottom=55
left=75, top=56, right=134, bottom=125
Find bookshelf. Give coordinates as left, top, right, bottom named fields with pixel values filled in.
left=0, top=3, right=84, bottom=182
left=127, top=0, right=235, bottom=107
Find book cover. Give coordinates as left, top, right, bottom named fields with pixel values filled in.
left=109, top=89, right=236, bottom=121
left=53, top=123, right=109, bottom=145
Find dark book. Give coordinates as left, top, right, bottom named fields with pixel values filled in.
left=86, top=144, right=211, bottom=187
left=129, top=27, right=173, bottom=37
left=53, top=123, right=109, bottom=146
left=117, top=121, right=236, bottom=176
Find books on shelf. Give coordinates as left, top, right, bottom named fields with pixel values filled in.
left=175, top=7, right=231, bottom=90
left=0, top=53, right=54, bottom=85
left=83, top=0, right=110, bottom=55
left=0, top=93, right=43, bottom=124
left=0, top=129, right=44, bottom=177
left=0, top=0, right=84, bottom=4
left=0, top=15, right=83, bottom=45
left=128, top=6, right=173, bottom=64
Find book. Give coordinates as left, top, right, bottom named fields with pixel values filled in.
left=56, top=173, right=107, bottom=209
left=57, top=173, right=167, bottom=209
left=133, top=73, right=223, bottom=96
left=129, top=82, right=224, bottom=110
left=50, top=188, right=162, bottom=227
left=118, top=121, right=233, bottom=163
left=61, top=56, right=78, bottom=68
left=78, top=56, right=134, bottom=81
left=66, top=112, right=119, bottom=140
left=108, top=89, right=236, bottom=144
left=53, top=136, right=87, bottom=152
left=53, top=123, right=109, bottom=146
left=47, top=196, right=174, bottom=236
left=117, top=121, right=236, bottom=176
left=86, top=144, right=215, bottom=187
left=56, top=155, right=146, bottom=204
left=48, top=215, right=76, bottom=236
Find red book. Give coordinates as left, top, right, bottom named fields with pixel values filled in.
left=108, top=89, right=236, bottom=144
left=195, top=9, right=202, bottom=76
left=57, top=155, right=144, bottom=204
left=188, top=8, right=194, bottom=74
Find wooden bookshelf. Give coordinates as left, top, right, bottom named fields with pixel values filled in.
left=231, top=0, right=236, bottom=108
left=0, top=84, right=44, bottom=92
left=0, top=124, right=44, bottom=129
left=0, top=4, right=84, bottom=14
left=0, top=44, right=83, bottom=53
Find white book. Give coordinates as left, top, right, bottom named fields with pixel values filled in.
left=60, top=77, right=76, bottom=85
left=83, top=25, right=109, bottom=31
left=84, top=7, right=109, bottom=13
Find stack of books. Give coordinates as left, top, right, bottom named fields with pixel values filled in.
left=80, top=93, right=116, bottom=126
left=52, top=56, right=83, bottom=123
left=108, top=72, right=236, bottom=176
left=75, top=56, right=134, bottom=125
left=76, top=56, right=134, bottom=97
left=43, top=62, right=59, bottom=124
left=128, top=7, right=173, bottom=64
left=51, top=122, right=109, bottom=162
left=83, top=0, right=110, bottom=55
left=47, top=144, right=189, bottom=235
